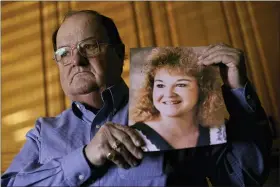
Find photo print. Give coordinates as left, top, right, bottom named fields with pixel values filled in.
left=129, top=46, right=228, bottom=152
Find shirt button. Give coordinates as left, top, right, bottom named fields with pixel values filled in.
left=78, top=174, right=84, bottom=181
left=246, top=94, right=251, bottom=99
left=76, top=104, right=81, bottom=109
left=96, top=125, right=101, bottom=129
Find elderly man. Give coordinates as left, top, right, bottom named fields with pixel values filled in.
left=2, top=10, right=272, bottom=186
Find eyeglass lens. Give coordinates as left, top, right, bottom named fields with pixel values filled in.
left=55, top=38, right=100, bottom=64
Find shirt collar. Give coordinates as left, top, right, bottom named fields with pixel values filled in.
left=104, top=78, right=129, bottom=114
left=72, top=78, right=128, bottom=116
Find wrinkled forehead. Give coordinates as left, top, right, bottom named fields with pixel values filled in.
left=56, top=13, right=109, bottom=48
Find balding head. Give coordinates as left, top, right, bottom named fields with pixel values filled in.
left=53, top=10, right=125, bottom=62
left=53, top=10, right=125, bottom=99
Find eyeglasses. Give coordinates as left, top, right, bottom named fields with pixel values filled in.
left=53, top=37, right=111, bottom=65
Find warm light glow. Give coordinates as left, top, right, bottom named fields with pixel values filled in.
left=2, top=110, right=35, bottom=126
left=2, top=23, right=41, bottom=44
left=65, top=99, right=72, bottom=109
left=1, top=2, right=37, bottom=15
left=122, top=59, right=130, bottom=86
left=123, top=59, right=130, bottom=72
left=2, top=3, right=39, bottom=29
left=2, top=40, right=42, bottom=62
left=13, top=126, right=34, bottom=142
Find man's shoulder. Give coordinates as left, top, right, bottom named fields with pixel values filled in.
left=35, top=107, right=78, bottom=129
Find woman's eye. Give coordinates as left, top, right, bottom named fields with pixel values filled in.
left=176, top=84, right=187, bottom=87
left=156, top=84, right=165, bottom=88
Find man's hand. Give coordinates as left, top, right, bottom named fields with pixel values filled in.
left=85, top=122, right=145, bottom=169
left=198, top=43, right=248, bottom=89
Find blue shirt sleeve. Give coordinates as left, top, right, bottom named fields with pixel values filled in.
left=219, top=81, right=272, bottom=186
left=222, top=82, right=262, bottom=116
left=1, top=120, right=92, bottom=187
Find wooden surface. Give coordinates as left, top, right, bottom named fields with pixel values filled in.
left=1, top=2, right=280, bottom=177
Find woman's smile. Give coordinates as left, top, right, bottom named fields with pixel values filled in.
left=162, top=100, right=181, bottom=105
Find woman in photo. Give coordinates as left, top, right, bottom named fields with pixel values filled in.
left=130, top=47, right=227, bottom=151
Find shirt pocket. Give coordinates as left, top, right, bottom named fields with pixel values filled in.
left=117, top=152, right=164, bottom=180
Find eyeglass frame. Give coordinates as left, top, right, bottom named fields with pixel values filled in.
left=53, top=37, right=113, bottom=65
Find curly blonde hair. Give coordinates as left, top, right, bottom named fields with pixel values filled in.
left=130, top=47, right=226, bottom=127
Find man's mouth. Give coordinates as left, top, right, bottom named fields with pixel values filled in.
left=72, top=71, right=93, bottom=78
left=75, top=71, right=90, bottom=75
left=70, top=71, right=93, bottom=84
left=162, top=101, right=181, bottom=105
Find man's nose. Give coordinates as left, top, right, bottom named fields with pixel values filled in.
left=71, top=50, right=88, bottom=66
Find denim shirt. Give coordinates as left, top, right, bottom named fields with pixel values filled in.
left=1, top=80, right=272, bottom=186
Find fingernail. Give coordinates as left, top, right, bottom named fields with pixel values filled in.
left=138, top=152, right=143, bottom=159
left=136, top=141, right=141, bottom=146
left=136, top=140, right=144, bottom=147
left=133, top=161, right=139, bottom=167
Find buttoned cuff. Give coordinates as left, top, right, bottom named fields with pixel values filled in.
left=61, top=146, right=91, bottom=186
left=229, top=82, right=258, bottom=113
left=222, top=81, right=260, bottom=116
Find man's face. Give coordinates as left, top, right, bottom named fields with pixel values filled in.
left=56, top=14, right=122, bottom=96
